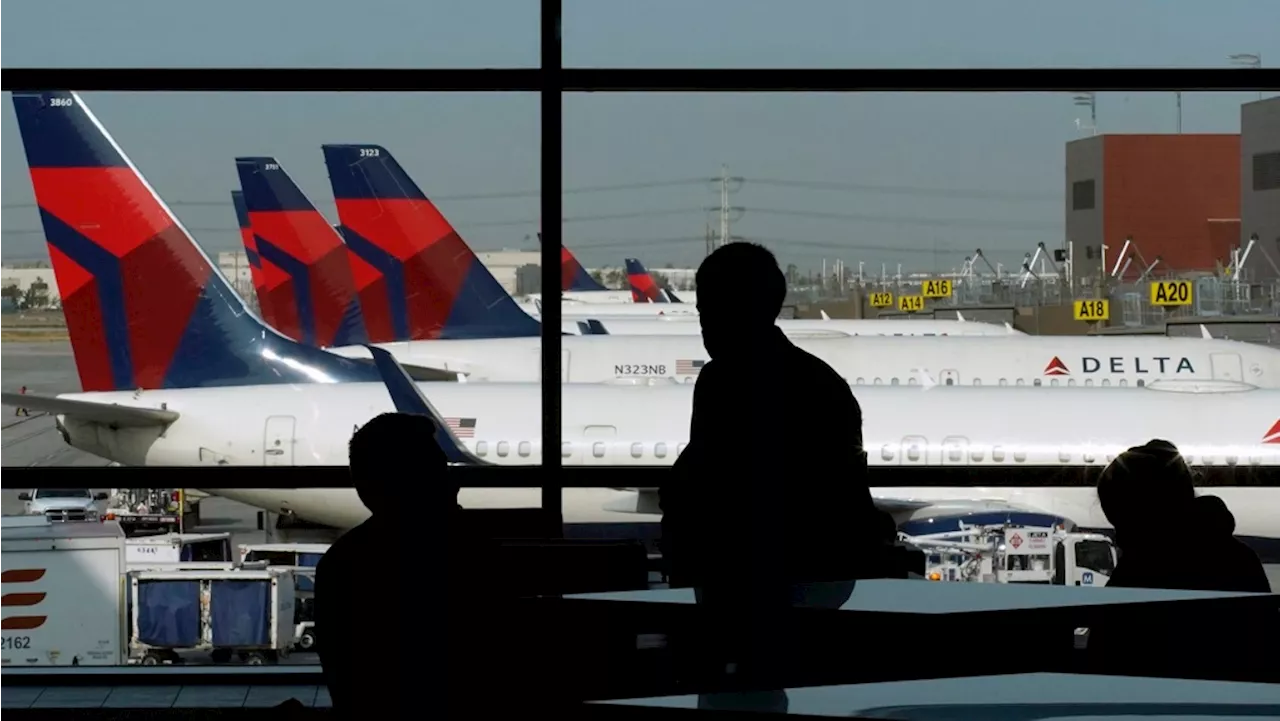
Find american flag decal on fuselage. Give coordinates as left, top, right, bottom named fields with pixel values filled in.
left=676, top=359, right=706, bottom=375
left=444, top=417, right=477, bottom=438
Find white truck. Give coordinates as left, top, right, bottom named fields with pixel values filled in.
left=1, top=516, right=126, bottom=666
left=17, top=488, right=109, bottom=523
left=901, top=522, right=1118, bottom=587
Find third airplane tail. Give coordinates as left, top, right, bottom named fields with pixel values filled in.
left=235, top=156, right=375, bottom=346
left=321, top=144, right=541, bottom=340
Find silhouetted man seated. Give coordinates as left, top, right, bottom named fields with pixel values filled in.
left=1088, top=439, right=1274, bottom=674
left=317, top=413, right=498, bottom=716
left=659, top=242, right=881, bottom=688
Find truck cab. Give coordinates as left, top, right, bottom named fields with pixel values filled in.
left=17, top=488, right=109, bottom=523
left=1053, top=533, right=1118, bottom=587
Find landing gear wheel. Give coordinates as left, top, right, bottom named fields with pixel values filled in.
left=141, top=652, right=163, bottom=666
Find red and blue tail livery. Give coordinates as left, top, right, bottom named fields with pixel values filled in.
left=538, top=232, right=608, bottom=293
left=624, top=258, right=669, bottom=303
left=11, top=91, right=379, bottom=391
left=230, top=190, right=279, bottom=330
left=234, top=157, right=369, bottom=347
left=321, top=144, right=541, bottom=340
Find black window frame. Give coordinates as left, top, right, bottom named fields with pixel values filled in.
left=3, top=1, right=1278, bottom=689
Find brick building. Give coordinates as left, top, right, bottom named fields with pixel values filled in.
left=1065, top=134, right=1241, bottom=285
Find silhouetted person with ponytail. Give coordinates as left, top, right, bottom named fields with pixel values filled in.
left=1097, top=439, right=1269, bottom=594
left=1088, top=439, right=1273, bottom=678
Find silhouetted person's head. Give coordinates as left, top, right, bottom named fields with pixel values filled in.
left=349, top=412, right=453, bottom=517
left=695, top=242, right=786, bottom=358
left=1097, top=439, right=1196, bottom=539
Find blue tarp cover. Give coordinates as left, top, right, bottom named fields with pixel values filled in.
left=136, top=581, right=201, bottom=648
left=210, top=580, right=271, bottom=647
left=296, top=553, right=324, bottom=592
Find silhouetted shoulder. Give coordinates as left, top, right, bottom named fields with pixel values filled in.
left=789, top=343, right=856, bottom=395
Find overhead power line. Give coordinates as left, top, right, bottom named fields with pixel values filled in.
left=746, top=207, right=1057, bottom=232
left=746, top=178, right=1058, bottom=202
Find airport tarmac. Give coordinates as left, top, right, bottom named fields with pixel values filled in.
left=2, top=340, right=106, bottom=467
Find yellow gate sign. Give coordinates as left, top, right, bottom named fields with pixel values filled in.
left=868, top=291, right=894, bottom=308
left=921, top=279, right=953, bottom=298
left=1073, top=298, right=1110, bottom=321
left=1149, top=280, right=1193, bottom=307
left=898, top=295, right=925, bottom=313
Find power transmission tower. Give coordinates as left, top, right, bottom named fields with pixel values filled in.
left=705, top=164, right=744, bottom=251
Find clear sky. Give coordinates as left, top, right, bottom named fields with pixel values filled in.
left=2, top=0, right=1275, bottom=271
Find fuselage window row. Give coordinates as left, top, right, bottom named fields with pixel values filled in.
left=848, top=376, right=1132, bottom=388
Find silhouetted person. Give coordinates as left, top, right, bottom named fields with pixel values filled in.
left=1088, top=439, right=1274, bottom=676
left=1098, top=439, right=1269, bottom=594
left=660, top=242, right=880, bottom=689
left=316, top=413, right=482, bottom=716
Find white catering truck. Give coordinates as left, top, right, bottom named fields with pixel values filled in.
left=1, top=516, right=126, bottom=666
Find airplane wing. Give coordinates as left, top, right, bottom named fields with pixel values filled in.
left=364, top=345, right=490, bottom=465
left=0, top=392, right=179, bottom=428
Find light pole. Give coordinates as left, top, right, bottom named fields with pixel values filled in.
left=1175, top=91, right=1182, bottom=134
left=1229, top=53, right=1263, bottom=100
left=1072, top=92, right=1097, bottom=135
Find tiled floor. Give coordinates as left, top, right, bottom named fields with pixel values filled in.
left=2, top=685, right=332, bottom=709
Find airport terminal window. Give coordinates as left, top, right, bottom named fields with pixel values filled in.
left=1253, top=150, right=1280, bottom=191
left=1072, top=179, right=1096, bottom=210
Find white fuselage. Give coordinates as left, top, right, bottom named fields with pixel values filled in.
left=328, top=335, right=1280, bottom=389
left=543, top=303, right=700, bottom=318
left=580, top=317, right=1018, bottom=338
left=54, top=383, right=1280, bottom=537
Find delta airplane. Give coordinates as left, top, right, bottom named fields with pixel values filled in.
left=235, top=147, right=1018, bottom=347
left=10, top=90, right=1280, bottom=541
left=234, top=139, right=1012, bottom=344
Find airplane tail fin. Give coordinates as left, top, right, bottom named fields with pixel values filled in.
left=11, top=91, right=380, bottom=391
left=541, top=233, right=608, bottom=293
left=322, top=144, right=541, bottom=340
left=235, top=156, right=372, bottom=347
left=623, top=258, right=670, bottom=303
left=230, top=190, right=278, bottom=330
